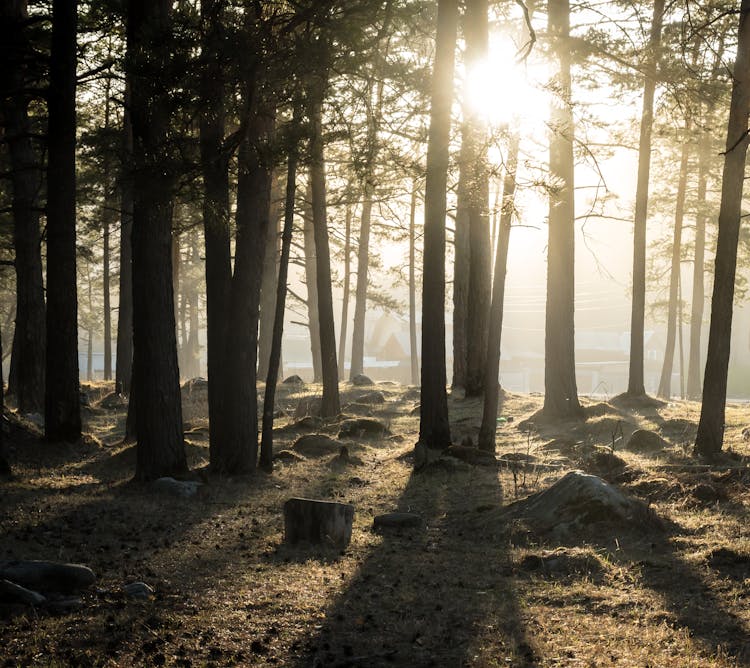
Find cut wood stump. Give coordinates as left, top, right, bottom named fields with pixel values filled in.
left=283, top=498, right=354, bottom=549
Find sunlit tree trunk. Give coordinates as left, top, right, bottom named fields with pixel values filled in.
left=338, top=199, right=353, bottom=379
left=418, top=0, right=458, bottom=456
left=478, top=133, right=519, bottom=451
left=695, top=0, right=750, bottom=459
left=543, top=0, right=582, bottom=419
left=1, top=0, right=46, bottom=413
left=115, top=80, right=134, bottom=396
left=409, top=183, right=419, bottom=386
left=657, top=132, right=690, bottom=399
left=302, top=188, right=323, bottom=382
left=45, top=0, right=81, bottom=441
left=627, top=0, right=664, bottom=397
left=687, top=126, right=710, bottom=400
left=464, top=0, right=491, bottom=397
left=350, top=186, right=373, bottom=380
left=258, top=177, right=283, bottom=380
left=308, top=80, right=341, bottom=418
left=127, top=0, right=186, bottom=480
left=198, top=0, right=232, bottom=463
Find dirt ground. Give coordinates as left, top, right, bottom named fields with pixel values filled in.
left=1, top=380, right=750, bottom=667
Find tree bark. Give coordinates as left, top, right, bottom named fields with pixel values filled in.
left=409, top=183, right=419, bottom=386
left=45, top=0, right=81, bottom=441
left=350, top=187, right=373, bottom=380
left=102, top=74, right=114, bottom=382
left=127, top=0, right=187, bottom=480
left=543, top=0, right=582, bottom=419
left=627, top=0, right=665, bottom=397
left=258, top=177, right=283, bottom=380
left=464, top=0, right=491, bottom=397
left=478, top=133, right=519, bottom=451
left=338, top=199, right=353, bottom=379
left=260, top=117, right=300, bottom=471
left=657, top=132, right=690, bottom=399
left=198, top=0, right=233, bottom=464
left=302, top=188, right=323, bottom=382
left=418, top=0, right=458, bottom=453
left=695, top=0, right=750, bottom=459
left=308, top=82, right=341, bottom=418
left=0, top=0, right=46, bottom=413
left=687, top=126, right=710, bottom=400
left=115, top=81, right=134, bottom=396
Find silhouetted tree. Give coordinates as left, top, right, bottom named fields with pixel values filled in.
left=694, top=0, right=750, bottom=459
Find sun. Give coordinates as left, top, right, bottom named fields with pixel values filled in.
left=463, top=34, right=548, bottom=128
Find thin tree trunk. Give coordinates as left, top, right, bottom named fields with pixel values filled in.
left=302, top=188, right=323, bottom=382
left=45, top=0, right=81, bottom=441
left=452, top=141, right=469, bottom=390
left=260, top=114, right=300, bottom=470
left=308, top=83, right=340, bottom=418
left=695, top=0, right=750, bottom=459
left=418, top=0, right=458, bottom=455
left=127, top=0, right=186, bottom=480
left=0, top=323, right=9, bottom=477
left=338, top=199, right=353, bottom=379
left=258, top=177, right=283, bottom=380
left=478, top=133, right=519, bottom=452
left=687, top=126, right=710, bottom=399
left=678, top=273, right=685, bottom=399
left=102, top=73, right=114, bottom=381
left=627, top=0, right=665, bottom=397
left=350, top=188, right=373, bottom=379
left=657, top=134, right=690, bottom=399
left=115, top=80, right=134, bottom=396
left=0, top=0, right=46, bottom=413
left=464, top=0, right=491, bottom=397
left=543, top=0, right=582, bottom=419
left=409, top=183, right=419, bottom=386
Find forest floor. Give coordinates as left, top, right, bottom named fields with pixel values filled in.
left=1, top=380, right=750, bottom=667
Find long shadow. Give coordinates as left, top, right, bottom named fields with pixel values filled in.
left=287, top=461, right=537, bottom=667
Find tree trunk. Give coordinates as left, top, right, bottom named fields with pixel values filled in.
left=217, top=99, right=274, bottom=474
left=302, top=188, right=323, bottom=382
left=687, top=126, right=710, bottom=400
left=478, top=133, right=519, bottom=452
left=260, top=115, right=300, bottom=471
left=657, top=133, right=690, bottom=399
left=198, top=0, right=233, bottom=465
left=102, top=74, right=114, bottom=382
left=0, top=0, right=46, bottom=413
left=338, top=199, right=353, bottom=379
left=350, top=187, right=373, bottom=380
left=308, top=84, right=341, bottom=418
left=452, top=141, right=469, bottom=390
left=418, top=0, right=458, bottom=453
left=464, top=0, right=491, bottom=397
left=115, top=80, right=134, bottom=396
left=543, top=0, right=582, bottom=419
left=0, top=323, right=9, bottom=477
left=258, top=177, right=283, bottom=380
left=694, top=0, right=750, bottom=459
left=127, top=0, right=187, bottom=480
left=409, top=183, right=419, bottom=386
left=45, top=0, right=81, bottom=441
left=627, top=0, right=665, bottom=397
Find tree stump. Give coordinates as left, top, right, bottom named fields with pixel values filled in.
left=283, top=498, right=354, bottom=549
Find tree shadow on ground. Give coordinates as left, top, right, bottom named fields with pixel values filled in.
left=289, top=462, right=538, bottom=667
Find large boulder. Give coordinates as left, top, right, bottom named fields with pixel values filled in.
left=625, top=429, right=666, bottom=455
left=354, top=391, right=386, bottom=405
left=350, top=374, right=373, bottom=386
left=292, top=434, right=341, bottom=458
left=338, top=418, right=388, bottom=439
left=0, top=561, right=96, bottom=593
left=283, top=498, right=354, bottom=549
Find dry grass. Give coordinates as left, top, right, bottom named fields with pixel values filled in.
left=1, top=382, right=750, bottom=666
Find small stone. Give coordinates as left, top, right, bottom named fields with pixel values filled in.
left=153, top=477, right=203, bottom=498
left=124, top=581, right=154, bottom=600
left=373, top=513, right=422, bottom=530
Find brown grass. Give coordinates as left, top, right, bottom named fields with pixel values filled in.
left=1, top=383, right=750, bottom=666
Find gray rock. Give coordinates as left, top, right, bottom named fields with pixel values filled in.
left=350, top=374, right=373, bottom=386
left=282, top=375, right=305, bottom=386
left=45, top=596, right=83, bottom=613
left=354, top=391, right=386, bottom=405
left=0, top=579, right=46, bottom=606
left=625, top=429, right=666, bottom=454
left=99, top=392, right=128, bottom=410
left=124, top=581, right=154, bottom=600
left=153, top=477, right=203, bottom=498
left=373, top=512, right=422, bottom=530
left=274, top=449, right=305, bottom=463
left=283, top=498, right=354, bottom=549
left=0, top=561, right=96, bottom=593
